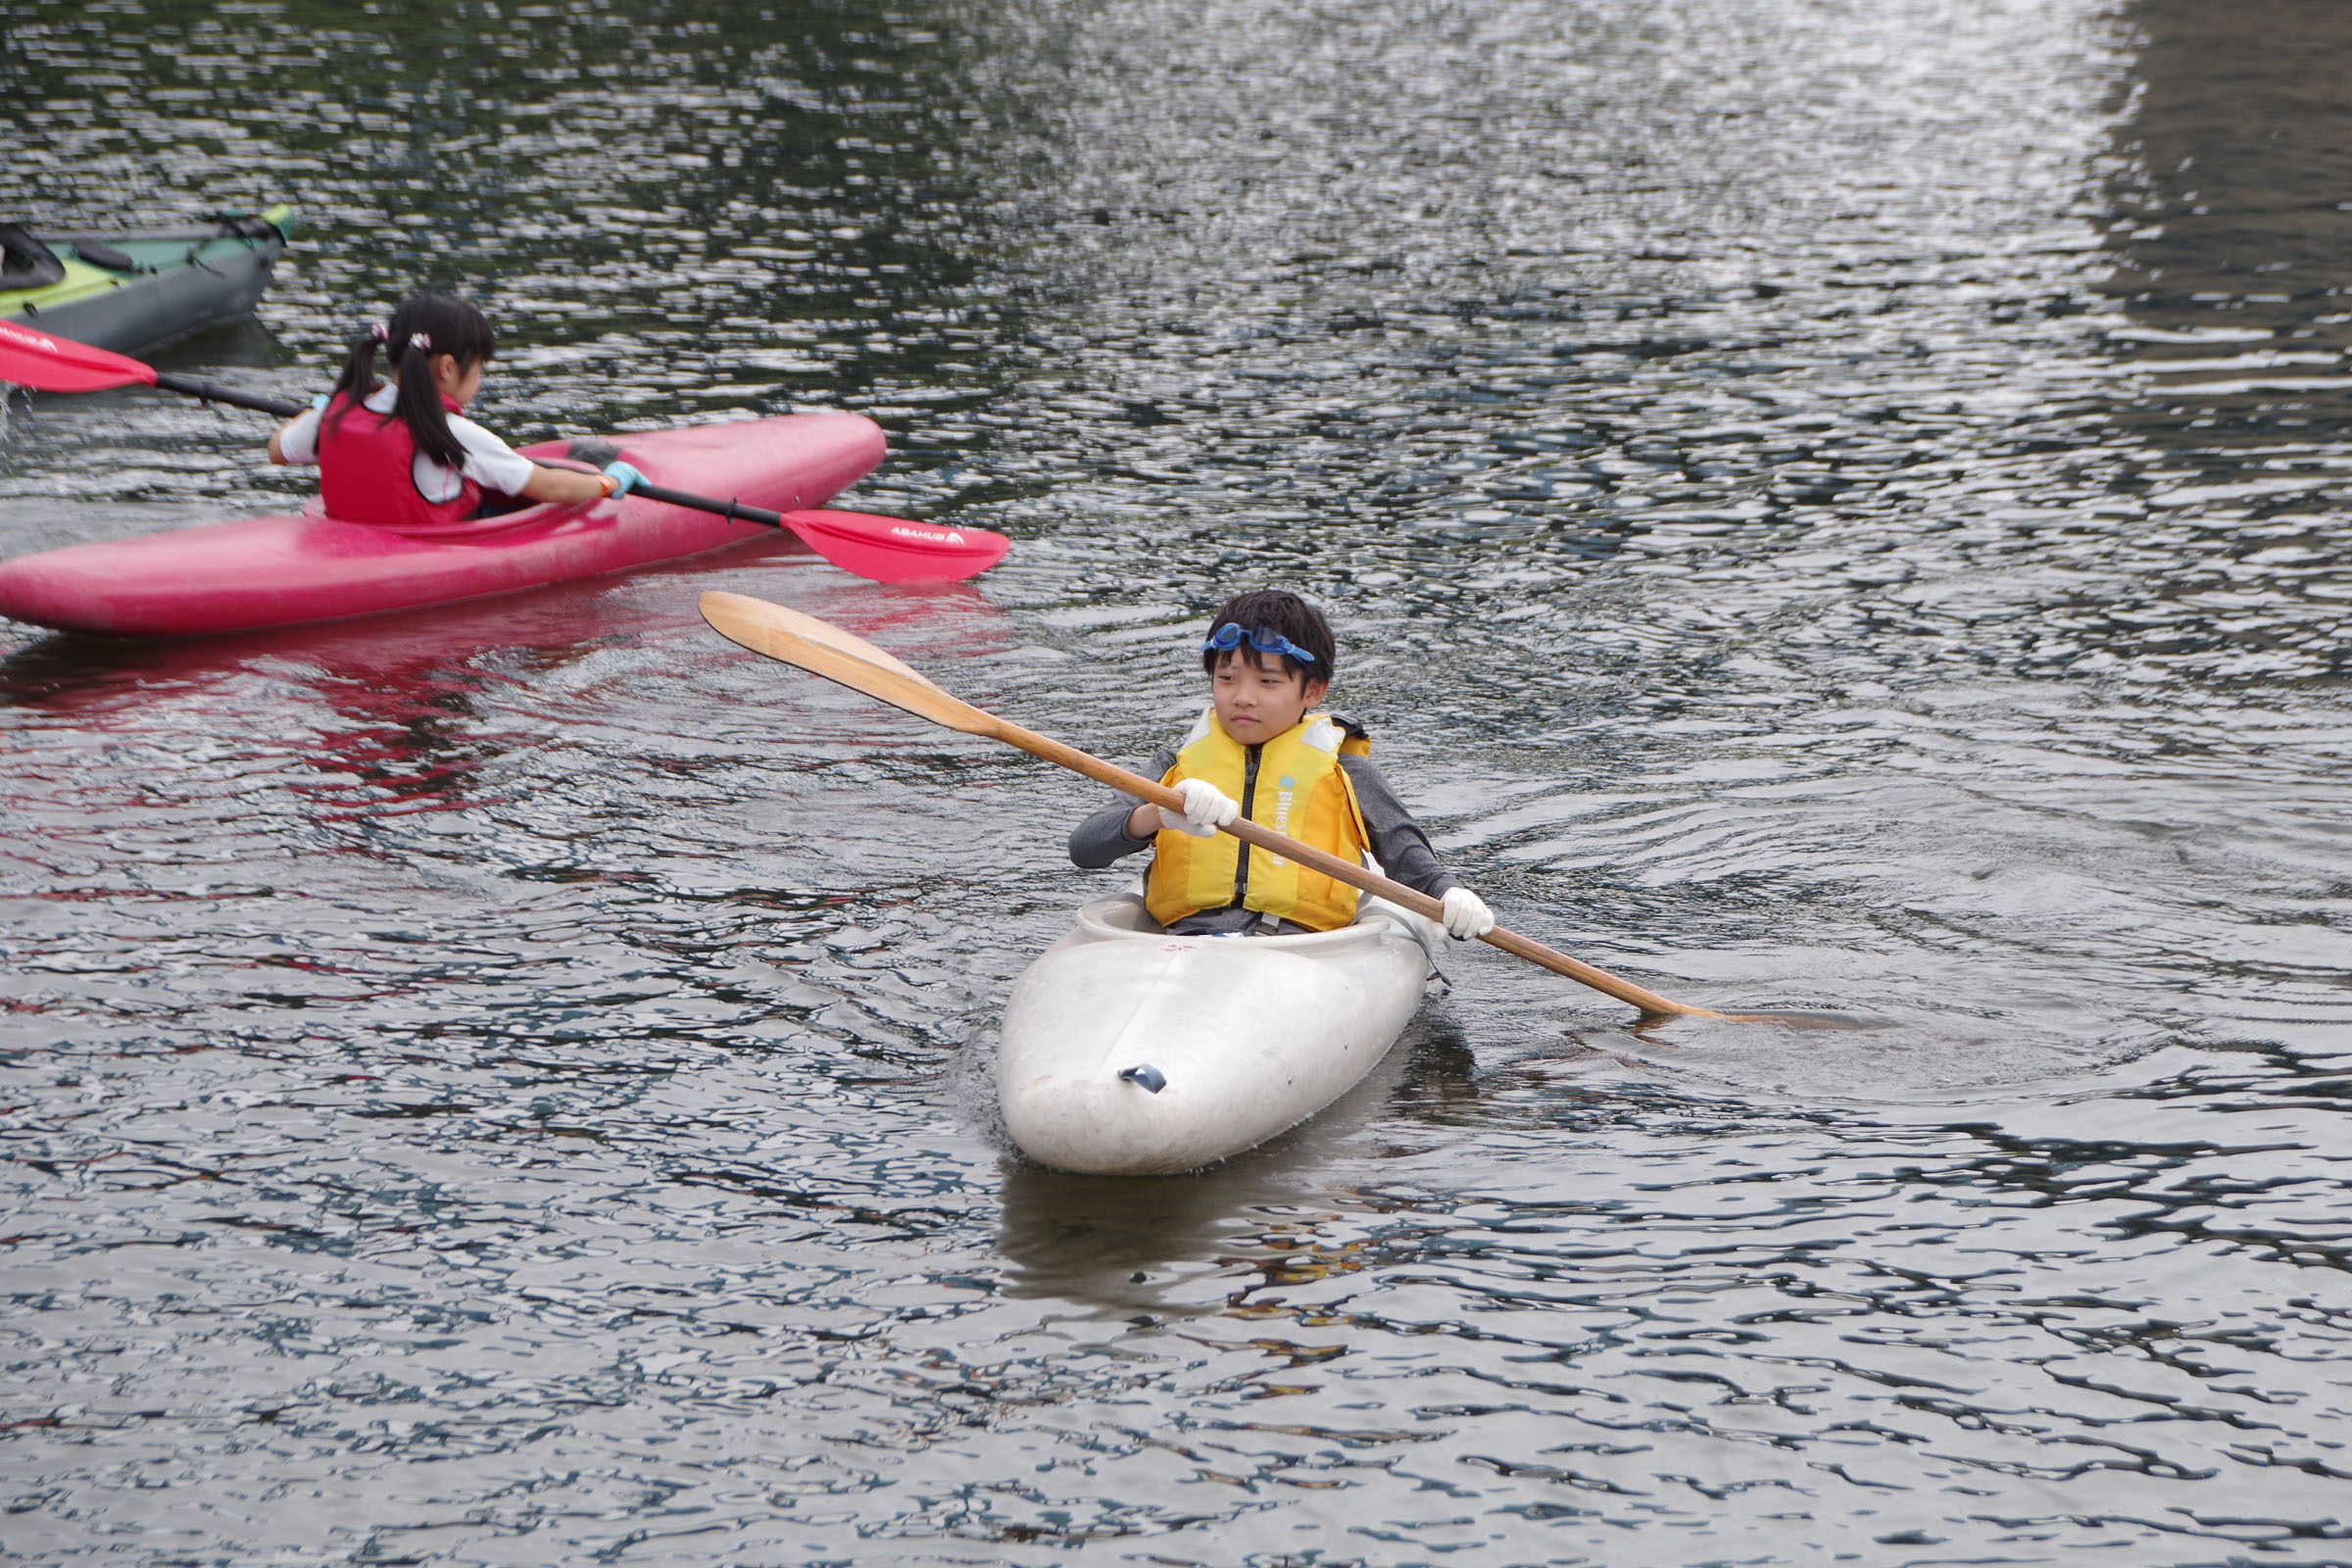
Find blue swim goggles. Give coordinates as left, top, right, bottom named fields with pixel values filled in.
left=1200, top=622, right=1316, bottom=664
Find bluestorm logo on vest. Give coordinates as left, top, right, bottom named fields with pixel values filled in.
left=1269, top=773, right=1299, bottom=862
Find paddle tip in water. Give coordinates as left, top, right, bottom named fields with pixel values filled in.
left=1592, top=1007, right=1875, bottom=1039
left=1612, top=1003, right=1877, bottom=1031
left=1716, top=1008, right=1878, bottom=1031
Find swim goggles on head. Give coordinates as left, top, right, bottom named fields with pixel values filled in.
left=1200, top=622, right=1316, bottom=663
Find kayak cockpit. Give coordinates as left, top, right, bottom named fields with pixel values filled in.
left=1068, top=890, right=1441, bottom=955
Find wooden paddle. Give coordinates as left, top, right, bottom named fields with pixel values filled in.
left=0, top=321, right=1010, bottom=585
left=699, top=589, right=1818, bottom=1023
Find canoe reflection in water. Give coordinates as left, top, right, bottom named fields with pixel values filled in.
left=0, top=550, right=1011, bottom=891
left=992, top=1013, right=1475, bottom=1312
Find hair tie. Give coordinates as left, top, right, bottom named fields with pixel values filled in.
left=368, top=321, right=390, bottom=344
left=408, top=331, right=432, bottom=354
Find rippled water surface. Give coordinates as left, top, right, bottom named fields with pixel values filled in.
left=8, top=1, right=2352, bottom=1562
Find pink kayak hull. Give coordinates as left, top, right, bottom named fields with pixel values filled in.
left=0, top=412, right=885, bottom=637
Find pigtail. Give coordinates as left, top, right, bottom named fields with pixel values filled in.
left=323, top=320, right=387, bottom=435
left=390, top=331, right=468, bottom=470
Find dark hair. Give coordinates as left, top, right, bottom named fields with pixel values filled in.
left=1199, top=589, right=1338, bottom=686
left=326, top=293, right=497, bottom=470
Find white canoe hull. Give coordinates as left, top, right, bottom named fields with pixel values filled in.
left=998, top=895, right=1438, bottom=1175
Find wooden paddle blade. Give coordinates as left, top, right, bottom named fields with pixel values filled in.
left=779, top=510, right=1010, bottom=584
left=698, top=590, right=996, bottom=733
left=0, top=321, right=159, bottom=393
left=700, top=592, right=944, bottom=689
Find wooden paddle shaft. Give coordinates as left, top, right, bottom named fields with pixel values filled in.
left=987, top=716, right=1727, bottom=1020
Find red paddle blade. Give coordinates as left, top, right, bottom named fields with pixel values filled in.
left=0, top=321, right=159, bottom=393
left=779, top=509, right=1011, bottom=584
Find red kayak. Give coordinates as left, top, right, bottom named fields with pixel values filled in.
left=0, top=412, right=888, bottom=637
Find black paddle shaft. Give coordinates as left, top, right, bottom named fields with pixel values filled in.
left=633, top=479, right=785, bottom=528
left=560, top=437, right=786, bottom=528
left=152, top=371, right=302, bottom=418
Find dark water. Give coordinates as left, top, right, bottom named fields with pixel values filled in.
left=7, top=1, right=2352, bottom=1562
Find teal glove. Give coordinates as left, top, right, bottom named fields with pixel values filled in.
left=309, top=393, right=329, bottom=412
left=600, top=460, right=647, bottom=498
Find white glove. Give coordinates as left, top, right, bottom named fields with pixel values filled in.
left=1442, top=887, right=1494, bottom=941
left=1156, top=778, right=1239, bottom=838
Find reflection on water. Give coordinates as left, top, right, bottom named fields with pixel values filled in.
left=8, top=0, right=2352, bottom=1562
left=995, top=1018, right=1456, bottom=1312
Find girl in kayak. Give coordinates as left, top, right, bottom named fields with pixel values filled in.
left=267, top=292, right=639, bottom=526
left=1070, top=589, right=1496, bottom=941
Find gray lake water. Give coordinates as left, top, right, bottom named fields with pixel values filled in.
left=6, top=1, right=2352, bottom=1563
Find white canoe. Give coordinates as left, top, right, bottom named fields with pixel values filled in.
left=998, top=894, right=1440, bottom=1175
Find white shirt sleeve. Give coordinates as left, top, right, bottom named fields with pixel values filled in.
left=428, top=414, right=538, bottom=499
left=276, top=405, right=323, bottom=466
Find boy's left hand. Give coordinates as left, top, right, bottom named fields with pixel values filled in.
left=1442, top=887, right=1494, bottom=941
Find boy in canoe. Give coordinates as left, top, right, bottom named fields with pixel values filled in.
left=1071, top=589, right=1495, bottom=940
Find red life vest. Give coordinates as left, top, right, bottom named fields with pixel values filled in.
left=316, top=391, right=479, bottom=527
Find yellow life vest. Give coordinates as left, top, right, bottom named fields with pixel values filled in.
left=1144, top=707, right=1373, bottom=932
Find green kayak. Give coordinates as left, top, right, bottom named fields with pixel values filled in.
left=0, top=205, right=292, bottom=355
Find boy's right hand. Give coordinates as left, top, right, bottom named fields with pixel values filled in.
left=1441, top=887, right=1495, bottom=941
left=1158, top=778, right=1240, bottom=838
